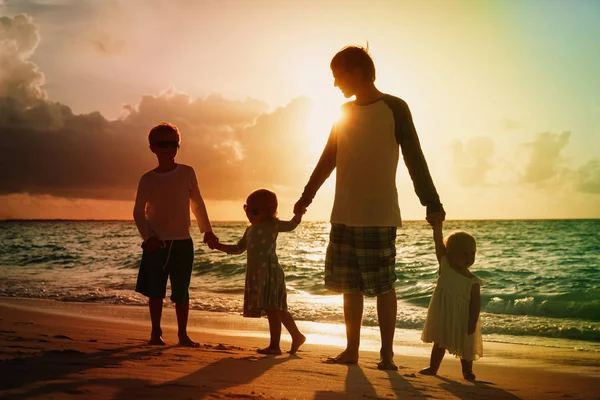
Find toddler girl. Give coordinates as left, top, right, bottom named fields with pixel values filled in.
left=420, top=220, right=484, bottom=380
left=209, top=189, right=306, bottom=355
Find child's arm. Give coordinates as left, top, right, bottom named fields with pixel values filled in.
left=432, top=219, right=446, bottom=265
left=468, top=283, right=481, bottom=335
left=209, top=230, right=247, bottom=255
left=133, top=175, right=161, bottom=252
left=277, top=216, right=301, bottom=232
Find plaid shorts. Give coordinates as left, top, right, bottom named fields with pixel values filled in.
left=325, top=224, right=397, bottom=296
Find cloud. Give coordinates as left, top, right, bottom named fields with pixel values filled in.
left=519, top=131, right=571, bottom=184
left=450, top=136, right=494, bottom=187
left=0, top=14, right=46, bottom=109
left=577, top=160, right=600, bottom=194
left=0, top=14, right=317, bottom=204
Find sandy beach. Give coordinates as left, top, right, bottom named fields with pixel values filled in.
left=0, top=297, right=598, bottom=400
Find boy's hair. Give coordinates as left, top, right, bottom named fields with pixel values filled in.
left=148, top=122, right=181, bottom=144
left=445, top=230, right=477, bottom=254
left=247, top=189, right=278, bottom=217
left=330, top=45, right=376, bottom=82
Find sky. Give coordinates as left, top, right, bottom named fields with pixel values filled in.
left=0, top=0, right=599, bottom=221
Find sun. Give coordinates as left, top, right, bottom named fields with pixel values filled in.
left=305, top=96, right=344, bottom=155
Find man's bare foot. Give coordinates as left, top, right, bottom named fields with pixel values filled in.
left=288, top=333, right=306, bottom=354
left=324, top=349, right=358, bottom=364
left=419, top=367, right=437, bottom=375
left=257, top=346, right=282, bottom=355
left=377, top=358, right=398, bottom=371
left=462, top=371, right=476, bottom=380
left=178, top=335, right=200, bottom=348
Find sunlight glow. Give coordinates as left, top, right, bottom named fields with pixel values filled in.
left=306, top=100, right=343, bottom=155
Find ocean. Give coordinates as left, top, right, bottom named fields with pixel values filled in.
left=1, top=219, right=599, bottom=352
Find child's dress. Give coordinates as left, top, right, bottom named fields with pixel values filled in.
left=233, top=219, right=299, bottom=317
left=421, top=255, right=484, bottom=361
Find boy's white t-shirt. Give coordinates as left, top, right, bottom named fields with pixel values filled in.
left=133, top=164, right=212, bottom=241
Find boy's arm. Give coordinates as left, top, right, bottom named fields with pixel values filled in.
left=133, top=175, right=152, bottom=241
left=294, top=126, right=337, bottom=214
left=468, top=283, right=481, bottom=335
left=432, top=220, right=446, bottom=266
left=189, top=167, right=213, bottom=234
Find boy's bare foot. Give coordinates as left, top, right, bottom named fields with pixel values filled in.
left=257, top=346, right=282, bottom=355
left=419, top=367, right=437, bottom=376
left=178, top=335, right=200, bottom=348
left=377, top=359, right=398, bottom=371
left=148, top=329, right=165, bottom=345
left=148, top=335, right=166, bottom=345
left=324, top=349, right=358, bottom=364
left=288, top=333, right=306, bottom=354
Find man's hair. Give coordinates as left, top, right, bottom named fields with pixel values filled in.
left=148, top=122, right=181, bottom=144
left=330, top=45, right=376, bottom=82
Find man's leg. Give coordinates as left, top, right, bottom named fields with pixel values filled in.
left=176, top=300, right=199, bottom=347
left=328, top=292, right=363, bottom=363
left=376, top=288, right=398, bottom=370
left=148, top=298, right=165, bottom=345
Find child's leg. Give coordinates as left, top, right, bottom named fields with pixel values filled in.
left=175, top=300, right=199, bottom=347
left=420, top=342, right=445, bottom=375
left=280, top=311, right=306, bottom=354
left=257, top=310, right=283, bottom=355
left=148, top=298, right=165, bottom=345
left=460, top=359, right=476, bottom=380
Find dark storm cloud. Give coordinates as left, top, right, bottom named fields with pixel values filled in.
left=0, top=14, right=315, bottom=202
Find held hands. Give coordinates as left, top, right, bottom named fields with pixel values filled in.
left=426, top=209, right=446, bottom=228
left=203, top=231, right=219, bottom=249
left=293, top=197, right=309, bottom=216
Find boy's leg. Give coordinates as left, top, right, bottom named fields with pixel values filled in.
left=280, top=311, right=306, bottom=354
left=420, top=342, right=445, bottom=375
left=148, top=298, right=165, bottom=345
left=376, top=288, right=398, bottom=370
left=176, top=300, right=199, bottom=347
left=258, top=310, right=282, bottom=355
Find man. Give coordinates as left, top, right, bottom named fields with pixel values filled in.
left=294, top=46, right=445, bottom=370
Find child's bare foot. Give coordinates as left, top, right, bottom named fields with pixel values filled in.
left=257, top=346, right=282, bottom=355
left=288, top=333, right=306, bottom=354
left=462, top=371, right=476, bottom=380
left=148, top=329, right=165, bottom=345
left=324, top=349, right=358, bottom=364
left=178, top=335, right=200, bottom=348
left=419, top=367, right=437, bottom=375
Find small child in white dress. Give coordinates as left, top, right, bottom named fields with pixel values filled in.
left=209, top=189, right=306, bottom=355
left=420, top=220, right=483, bottom=380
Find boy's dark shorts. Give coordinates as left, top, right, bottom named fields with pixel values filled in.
left=135, top=238, right=194, bottom=304
left=325, top=224, right=397, bottom=297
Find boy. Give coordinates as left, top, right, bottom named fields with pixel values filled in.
left=133, top=122, right=218, bottom=347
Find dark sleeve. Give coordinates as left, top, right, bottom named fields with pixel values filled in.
left=299, top=124, right=337, bottom=205
left=382, top=95, right=443, bottom=213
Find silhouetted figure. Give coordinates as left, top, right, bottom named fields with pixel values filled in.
left=420, top=222, right=483, bottom=380
left=294, top=45, right=445, bottom=370
left=209, top=189, right=306, bottom=355
left=133, top=122, right=218, bottom=347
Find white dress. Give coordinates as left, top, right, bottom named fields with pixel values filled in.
left=421, top=255, right=484, bottom=361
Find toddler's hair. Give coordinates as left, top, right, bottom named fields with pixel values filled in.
left=444, top=230, right=477, bottom=254
left=330, top=45, right=376, bottom=82
left=247, top=189, right=278, bottom=218
left=148, top=122, right=181, bottom=144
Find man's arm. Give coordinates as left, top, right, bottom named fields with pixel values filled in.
left=294, top=126, right=337, bottom=214
left=393, top=99, right=445, bottom=220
